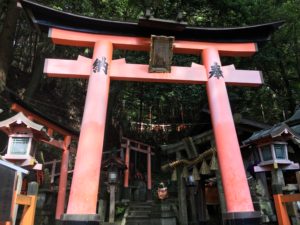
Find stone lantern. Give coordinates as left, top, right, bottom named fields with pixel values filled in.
left=0, top=112, right=50, bottom=169
left=244, top=123, right=300, bottom=172
left=102, top=154, right=126, bottom=223
left=243, top=118, right=300, bottom=222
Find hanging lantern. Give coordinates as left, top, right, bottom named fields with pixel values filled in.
left=171, top=169, right=177, bottom=181
left=200, top=160, right=210, bottom=175
left=192, top=166, right=200, bottom=181
left=210, top=154, right=218, bottom=171
left=182, top=166, right=189, bottom=178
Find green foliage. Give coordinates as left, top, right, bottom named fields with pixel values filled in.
left=1, top=0, right=300, bottom=149
left=115, top=204, right=127, bottom=219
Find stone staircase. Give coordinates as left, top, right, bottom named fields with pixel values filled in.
left=124, top=202, right=152, bottom=225
left=123, top=201, right=177, bottom=225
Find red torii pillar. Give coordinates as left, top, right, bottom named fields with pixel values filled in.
left=45, top=28, right=262, bottom=224
left=56, top=135, right=71, bottom=220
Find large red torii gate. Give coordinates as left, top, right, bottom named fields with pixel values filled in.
left=48, top=32, right=257, bottom=224
left=21, top=1, right=283, bottom=224
left=44, top=27, right=260, bottom=212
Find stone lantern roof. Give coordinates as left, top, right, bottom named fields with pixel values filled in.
left=0, top=112, right=50, bottom=141
left=285, top=106, right=300, bottom=135
left=243, top=123, right=300, bottom=145
left=243, top=106, right=300, bottom=146
left=102, top=155, right=127, bottom=171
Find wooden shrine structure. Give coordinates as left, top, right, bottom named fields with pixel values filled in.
left=20, top=0, right=283, bottom=224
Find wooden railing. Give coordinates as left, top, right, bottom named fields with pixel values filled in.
left=43, top=160, right=73, bottom=185
left=274, top=193, right=300, bottom=225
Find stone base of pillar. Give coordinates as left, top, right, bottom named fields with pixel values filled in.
left=223, top=211, right=261, bottom=225
left=147, top=189, right=152, bottom=201
left=55, top=219, right=63, bottom=225
left=122, top=187, right=131, bottom=201
left=61, top=214, right=100, bottom=225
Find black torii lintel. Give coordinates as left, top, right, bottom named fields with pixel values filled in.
left=20, top=0, right=284, bottom=43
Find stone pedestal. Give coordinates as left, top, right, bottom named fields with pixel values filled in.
left=122, top=187, right=131, bottom=201
left=61, top=214, right=100, bottom=225
left=98, top=199, right=107, bottom=223
left=223, top=211, right=261, bottom=225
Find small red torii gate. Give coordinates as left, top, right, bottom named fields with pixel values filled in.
left=121, top=137, right=154, bottom=200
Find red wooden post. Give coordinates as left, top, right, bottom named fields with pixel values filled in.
left=124, top=139, right=130, bottom=188
left=123, top=139, right=131, bottom=200
left=55, top=136, right=71, bottom=220
left=65, top=41, right=112, bottom=217
left=202, top=48, right=255, bottom=217
left=147, top=146, right=152, bottom=200
left=273, top=194, right=291, bottom=225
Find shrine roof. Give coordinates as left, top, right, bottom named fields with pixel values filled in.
left=102, top=156, right=127, bottom=171
left=243, top=123, right=300, bottom=145
left=9, top=94, right=79, bottom=137
left=21, top=0, right=284, bottom=43
left=285, top=106, right=300, bottom=127
left=0, top=112, right=43, bottom=131
left=291, top=125, right=300, bottom=135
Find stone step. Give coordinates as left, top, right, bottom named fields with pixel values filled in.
left=126, top=214, right=150, bottom=218
left=124, top=201, right=177, bottom=225
left=128, top=211, right=151, bottom=215
left=128, top=206, right=152, bottom=211
left=129, top=205, right=152, bottom=209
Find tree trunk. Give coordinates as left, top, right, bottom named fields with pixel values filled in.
left=24, top=54, right=44, bottom=101
left=273, top=42, right=296, bottom=113
left=292, top=23, right=300, bottom=80
left=0, top=0, right=19, bottom=92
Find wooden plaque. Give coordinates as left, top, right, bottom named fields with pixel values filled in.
left=149, top=35, right=174, bottom=73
